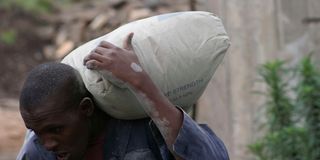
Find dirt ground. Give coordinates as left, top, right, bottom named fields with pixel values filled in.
left=0, top=9, right=51, bottom=98
left=0, top=99, right=25, bottom=160
left=0, top=9, right=51, bottom=159
left=0, top=1, right=190, bottom=158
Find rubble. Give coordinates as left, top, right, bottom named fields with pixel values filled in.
left=37, top=0, right=191, bottom=60
left=128, top=8, right=153, bottom=21
left=55, top=40, right=75, bottom=59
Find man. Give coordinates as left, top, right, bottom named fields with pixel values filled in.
left=17, top=33, right=229, bottom=160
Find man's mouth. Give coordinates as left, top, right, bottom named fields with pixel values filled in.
left=56, top=152, right=70, bottom=160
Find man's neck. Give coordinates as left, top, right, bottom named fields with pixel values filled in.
left=88, top=108, right=109, bottom=145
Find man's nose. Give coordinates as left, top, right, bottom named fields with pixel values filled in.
left=42, top=137, right=59, bottom=151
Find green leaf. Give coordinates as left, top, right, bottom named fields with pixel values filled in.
left=0, top=30, right=17, bottom=45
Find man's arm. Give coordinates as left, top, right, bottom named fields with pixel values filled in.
left=83, top=33, right=182, bottom=149
left=84, top=33, right=229, bottom=159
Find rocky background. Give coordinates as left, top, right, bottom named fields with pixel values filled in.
left=2, top=0, right=319, bottom=160
left=0, top=0, right=196, bottom=159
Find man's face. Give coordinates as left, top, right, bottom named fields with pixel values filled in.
left=20, top=95, right=91, bottom=160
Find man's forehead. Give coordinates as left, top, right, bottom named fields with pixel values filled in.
left=21, top=90, right=79, bottom=124
left=21, top=85, right=81, bottom=117
left=22, top=90, right=72, bottom=111
left=23, top=106, right=63, bottom=119
left=23, top=110, right=74, bottom=133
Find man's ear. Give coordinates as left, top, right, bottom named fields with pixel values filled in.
left=78, top=97, right=94, bottom=117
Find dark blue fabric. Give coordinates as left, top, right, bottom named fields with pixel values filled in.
left=173, top=112, right=229, bottom=160
left=16, top=131, right=56, bottom=160
left=16, top=112, right=229, bottom=160
left=103, top=118, right=163, bottom=160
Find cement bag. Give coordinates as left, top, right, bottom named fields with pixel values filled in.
left=62, top=11, right=230, bottom=119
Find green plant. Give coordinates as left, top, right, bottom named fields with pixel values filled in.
left=258, top=60, right=294, bottom=131
left=0, top=0, right=75, bottom=14
left=0, top=30, right=17, bottom=45
left=249, top=127, right=308, bottom=160
left=248, top=57, right=320, bottom=160
left=0, top=0, right=53, bottom=13
left=297, top=55, right=320, bottom=160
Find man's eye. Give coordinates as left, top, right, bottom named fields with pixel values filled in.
left=49, top=127, right=63, bottom=134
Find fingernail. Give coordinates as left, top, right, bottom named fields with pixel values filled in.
left=87, top=63, right=94, bottom=69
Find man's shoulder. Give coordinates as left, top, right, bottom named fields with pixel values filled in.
left=103, top=117, right=169, bottom=160
left=17, top=131, right=56, bottom=160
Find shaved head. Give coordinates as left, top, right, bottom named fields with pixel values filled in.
left=19, top=63, right=102, bottom=160
left=20, top=62, right=87, bottom=111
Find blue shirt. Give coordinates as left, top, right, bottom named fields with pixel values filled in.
left=17, top=111, right=229, bottom=160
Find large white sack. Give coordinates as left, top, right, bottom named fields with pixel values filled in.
left=62, top=11, right=230, bottom=120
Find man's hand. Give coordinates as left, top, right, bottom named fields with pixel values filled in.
left=83, top=33, right=146, bottom=89
left=84, top=33, right=183, bottom=158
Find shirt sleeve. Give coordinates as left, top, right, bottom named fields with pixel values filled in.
left=172, top=110, right=229, bottom=160
left=16, top=130, right=56, bottom=160
left=150, top=107, right=229, bottom=160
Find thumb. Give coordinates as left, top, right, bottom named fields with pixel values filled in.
left=123, top=32, right=134, bottom=50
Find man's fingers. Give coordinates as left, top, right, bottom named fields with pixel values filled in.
left=84, top=51, right=103, bottom=65
left=83, top=51, right=97, bottom=65
left=94, top=47, right=110, bottom=55
left=83, top=55, right=90, bottom=65
left=100, top=41, right=116, bottom=49
left=85, top=60, right=102, bottom=70
left=91, top=52, right=106, bottom=61
left=123, top=32, right=134, bottom=50
left=99, top=33, right=133, bottom=51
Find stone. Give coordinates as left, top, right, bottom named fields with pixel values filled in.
left=109, top=0, right=127, bottom=9
left=36, top=26, right=55, bottom=40
left=89, top=13, right=112, bottom=31
left=55, top=28, right=68, bottom=46
left=128, top=8, right=152, bottom=21
left=43, top=45, right=56, bottom=59
left=144, top=0, right=168, bottom=10
left=55, top=40, right=75, bottom=59
left=70, top=21, right=86, bottom=45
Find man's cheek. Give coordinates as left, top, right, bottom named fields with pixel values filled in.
left=70, top=127, right=88, bottom=147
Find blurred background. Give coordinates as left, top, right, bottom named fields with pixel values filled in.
left=0, top=0, right=319, bottom=160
